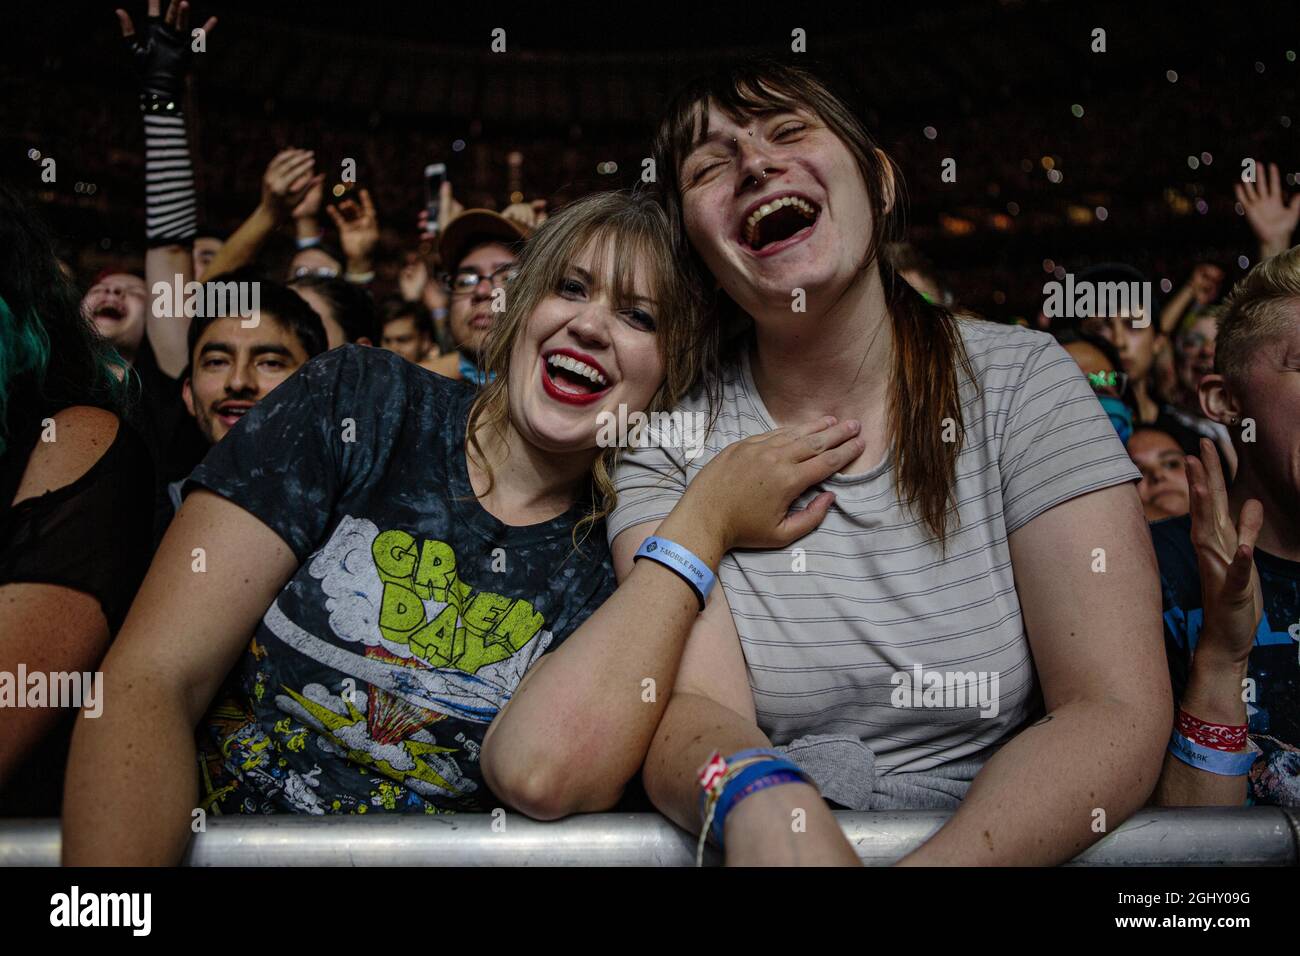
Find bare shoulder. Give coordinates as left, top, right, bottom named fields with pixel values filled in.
left=12, top=406, right=123, bottom=506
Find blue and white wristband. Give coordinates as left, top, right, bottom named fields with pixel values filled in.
left=709, top=758, right=810, bottom=847
left=1167, top=731, right=1258, bottom=776
left=633, top=535, right=715, bottom=611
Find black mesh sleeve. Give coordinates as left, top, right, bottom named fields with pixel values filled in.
left=0, top=418, right=156, bottom=633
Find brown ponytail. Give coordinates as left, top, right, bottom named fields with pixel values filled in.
left=881, top=264, right=974, bottom=543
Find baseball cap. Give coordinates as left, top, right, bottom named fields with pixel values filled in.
left=439, top=209, right=528, bottom=270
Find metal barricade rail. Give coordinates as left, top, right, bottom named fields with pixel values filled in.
left=3, top=807, right=1297, bottom=866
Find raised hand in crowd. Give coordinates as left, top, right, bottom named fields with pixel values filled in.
left=1154, top=439, right=1263, bottom=807
left=398, top=251, right=430, bottom=303
left=431, top=179, right=463, bottom=237
left=1160, top=262, right=1225, bottom=335
left=417, top=180, right=546, bottom=239
left=201, top=149, right=322, bottom=281
left=1235, top=160, right=1300, bottom=261
left=1189, top=262, right=1224, bottom=307
left=118, top=0, right=218, bottom=378
left=1188, top=441, right=1265, bottom=665
left=501, top=199, right=548, bottom=233
left=290, top=173, right=326, bottom=243
left=115, top=0, right=217, bottom=99
left=325, top=187, right=380, bottom=281
left=263, top=149, right=323, bottom=223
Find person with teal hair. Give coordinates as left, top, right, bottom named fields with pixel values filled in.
left=0, top=184, right=156, bottom=815
left=0, top=296, right=52, bottom=457
left=0, top=254, right=130, bottom=457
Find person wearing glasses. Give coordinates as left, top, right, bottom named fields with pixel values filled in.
left=1071, top=264, right=1215, bottom=465
left=1164, top=307, right=1237, bottom=474
left=1060, top=318, right=1196, bottom=527
left=1056, top=329, right=1136, bottom=444
left=420, top=210, right=527, bottom=383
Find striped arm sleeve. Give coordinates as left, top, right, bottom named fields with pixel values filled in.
left=143, top=109, right=197, bottom=245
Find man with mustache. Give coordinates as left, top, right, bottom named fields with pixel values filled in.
left=159, top=272, right=326, bottom=531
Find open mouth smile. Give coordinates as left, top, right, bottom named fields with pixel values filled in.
left=737, top=192, right=821, bottom=255
left=540, top=348, right=613, bottom=406
left=215, top=401, right=255, bottom=429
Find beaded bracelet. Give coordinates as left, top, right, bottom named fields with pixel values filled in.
left=709, top=761, right=808, bottom=847
left=695, top=749, right=812, bottom=865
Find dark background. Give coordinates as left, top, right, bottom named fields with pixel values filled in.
left=2, top=0, right=1298, bottom=317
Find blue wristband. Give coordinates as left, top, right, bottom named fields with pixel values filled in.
left=710, top=758, right=810, bottom=847
left=633, top=535, right=715, bottom=611
left=1167, top=731, right=1258, bottom=776
left=725, top=747, right=786, bottom=764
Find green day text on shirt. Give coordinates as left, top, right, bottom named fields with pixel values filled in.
left=185, top=345, right=615, bottom=815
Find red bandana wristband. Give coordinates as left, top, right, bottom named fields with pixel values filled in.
left=1177, top=709, right=1248, bottom=752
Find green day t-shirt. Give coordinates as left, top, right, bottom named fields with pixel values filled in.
left=185, top=345, right=615, bottom=815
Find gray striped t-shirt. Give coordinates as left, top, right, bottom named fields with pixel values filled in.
left=607, top=320, right=1141, bottom=786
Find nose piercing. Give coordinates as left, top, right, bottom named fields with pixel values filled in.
left=761, top=170, right=768, bottom=179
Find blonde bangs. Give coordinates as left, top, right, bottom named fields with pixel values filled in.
left=463, top=190, right=706, bottom=551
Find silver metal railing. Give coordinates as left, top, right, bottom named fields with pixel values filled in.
left=2, top=807, right=1297, bottom=866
